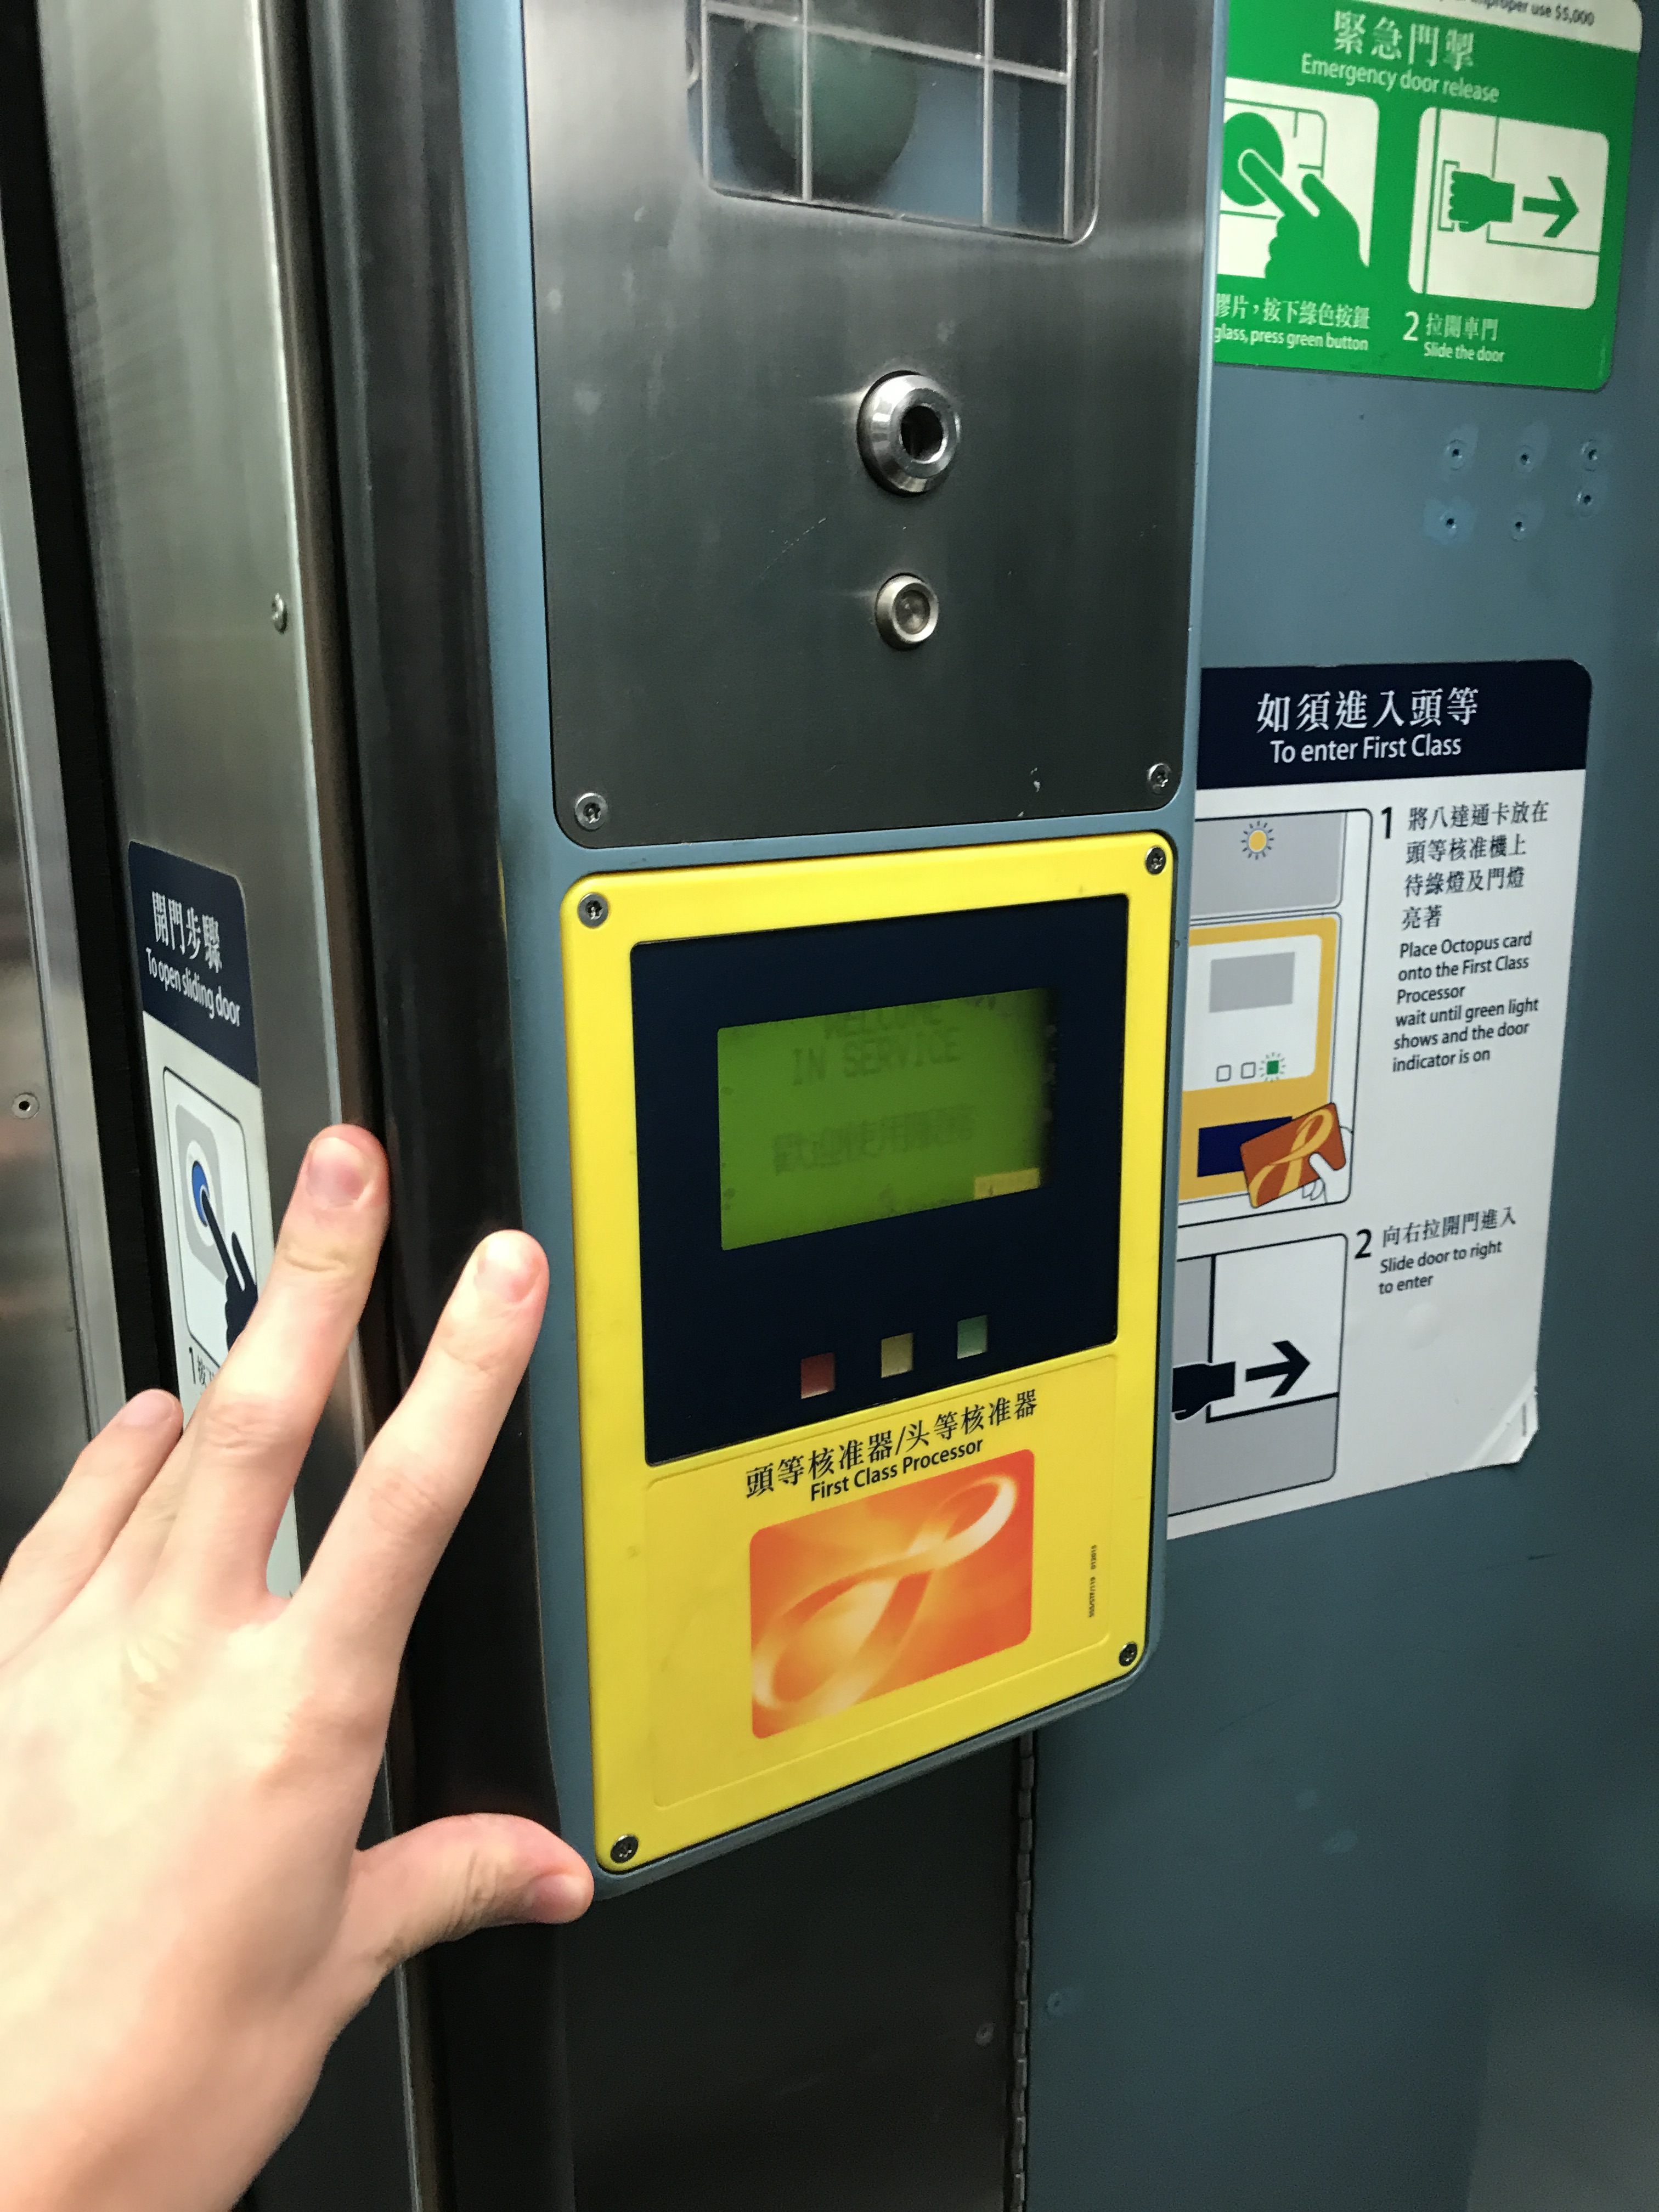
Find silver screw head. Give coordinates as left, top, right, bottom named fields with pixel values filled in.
left=270, top=592, right=288, bottom=633
left=610, top=1833, right=639, bottom=1865
left=573, top=790, right=609, bottom=831
left=10, top=1091, right=40, bottom=1119
left=1144, top=845, right=1167, bottom=875
left=874, top=573, right=939, bottom=650
left=1147, top=761, right=1175, bottom=796
left=577, top=891, right=609, bottom=928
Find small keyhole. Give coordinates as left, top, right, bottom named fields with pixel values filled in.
left=899, top=403, right=944, bottom=462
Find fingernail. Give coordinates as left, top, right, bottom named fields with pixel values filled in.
left=115, top=1390, right=178, bottom=1431
left=475, top=1233, right=540, bottom=1306
left=529, top=1871, right=591, bottom=1921
left=304, top=1131, right=372, bottom=1209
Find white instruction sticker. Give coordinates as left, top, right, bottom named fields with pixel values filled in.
left=1171, top=661, right=1588, bottom=1535
left=128, top=842, right=298, bottom=1593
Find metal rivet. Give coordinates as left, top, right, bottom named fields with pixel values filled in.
left=573, top=791, right=609, bottom=831
left=1147, top=761, right=1174, bottom=797
left=610, top=1833, right=639, bottom=1865
left=874, top=573, right=939, bottom=650
left=270, top=592, right=288, bottom=633
left=1118, top=1641, right=1139, bottom=1667
left=577, top=891, right=609, bottom=928
left=974, top=2021, right=995, bottom=2047
left=1575, top=487, right=1595, bottom=511
left=1581, top=439, right=1602, bottom=470
left=1144, top=846, right=1167, bottom=876
left=11, top=1091, right=40, bottom=1119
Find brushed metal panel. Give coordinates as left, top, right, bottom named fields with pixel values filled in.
left=38, top=0, right=373, bottom=1492
left=0, top=524, right=88, bottom=1561
left=36, top=4, right=418, bottom=2204
left=0, top=202, right=117, bottom=1556
left=524, top=0, right=1213, bottom=844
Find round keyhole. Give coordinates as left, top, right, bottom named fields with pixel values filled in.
left=899, top=403, right=944, bottom=462
left=857, top=373, right=960, bottom=494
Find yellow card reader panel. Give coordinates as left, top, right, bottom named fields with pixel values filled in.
left=561, top=837, right=1174, bottom=1870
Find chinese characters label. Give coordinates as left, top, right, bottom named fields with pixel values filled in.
left=744, top=1386, right=1039, bottom=1504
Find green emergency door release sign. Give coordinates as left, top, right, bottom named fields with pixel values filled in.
left=1214, top=0, right=1642, bottom=389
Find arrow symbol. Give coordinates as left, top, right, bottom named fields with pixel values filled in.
left=1522, top=174, right=1579, bottom=239
left=1245, top=1339, right=1311, bottom=1398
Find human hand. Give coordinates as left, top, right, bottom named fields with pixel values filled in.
left=1238, top=147, right=1365, bottom=291
left=0, top=1126, right=592, bottom=2212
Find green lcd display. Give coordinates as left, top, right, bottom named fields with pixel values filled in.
left=717, top=990, right=1054, bottom=1251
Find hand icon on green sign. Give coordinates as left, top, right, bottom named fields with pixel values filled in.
left=1231, top=134, right=1365, bottom=291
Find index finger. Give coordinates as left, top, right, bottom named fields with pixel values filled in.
left=1239, top=147, right=1305, bottom=219
left=112, top=1126, right=388, bottom=1604
left=284, top=1231, right=548, bottom=1693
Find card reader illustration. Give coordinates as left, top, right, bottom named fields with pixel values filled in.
left=1179, top=810, right=1369, bottom=1220
left=163, top=1070, right=258, bottom=1372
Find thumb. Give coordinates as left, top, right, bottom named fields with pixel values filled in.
left=345, top=1813, right=594, bottom=1984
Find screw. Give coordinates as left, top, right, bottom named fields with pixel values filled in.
left=573, top=791, right=609, bottom=831
left=1581, top=440, right=1602, bottom=469
left=1575, top=487, right=1595, bottom=511
left=974, top=2021, right=995, bottom=2047
left=1144, top=845, right=1167, bottom=876
left=1118, top=1641, right=1139, bottom=1667
left=270, top=593, right=288, bottom=633
left=610, top=1833, right=639, bottom=1865
left=1147, top=761, right=1174, bottom=797
left=577, top=891, right=609, bottom=929
left=11, top=1092, right=40, bottom=1119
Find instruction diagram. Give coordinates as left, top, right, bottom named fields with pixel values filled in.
left=1180, top=809, right=1369, bottom=1222
left=1218, top=78, right=1377, bottom=284
left=1170, top=1235, right=1346, bottom=1516
left=1409, top=111, right=1609, bottom=309
left=1212, top=0, right=1640, bottom=390
left=128, top=839, right=297, bottom=1596
left=1175, top=659, right=1591, bottom=1538
left=163, top=1069, right=259, bottom=1374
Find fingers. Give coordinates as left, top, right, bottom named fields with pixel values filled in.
left=1238, top=146, right=1304, bottom=219
left=342, top=1814, right=590, bottom=1997
left=0, top=1392, right=181, bottom=1665
left=287, top=1233, right=546, bottom=1694
left=1300, top=172, right=1342, bottom=218
left=115, top=1128, right=388, bottom=1605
